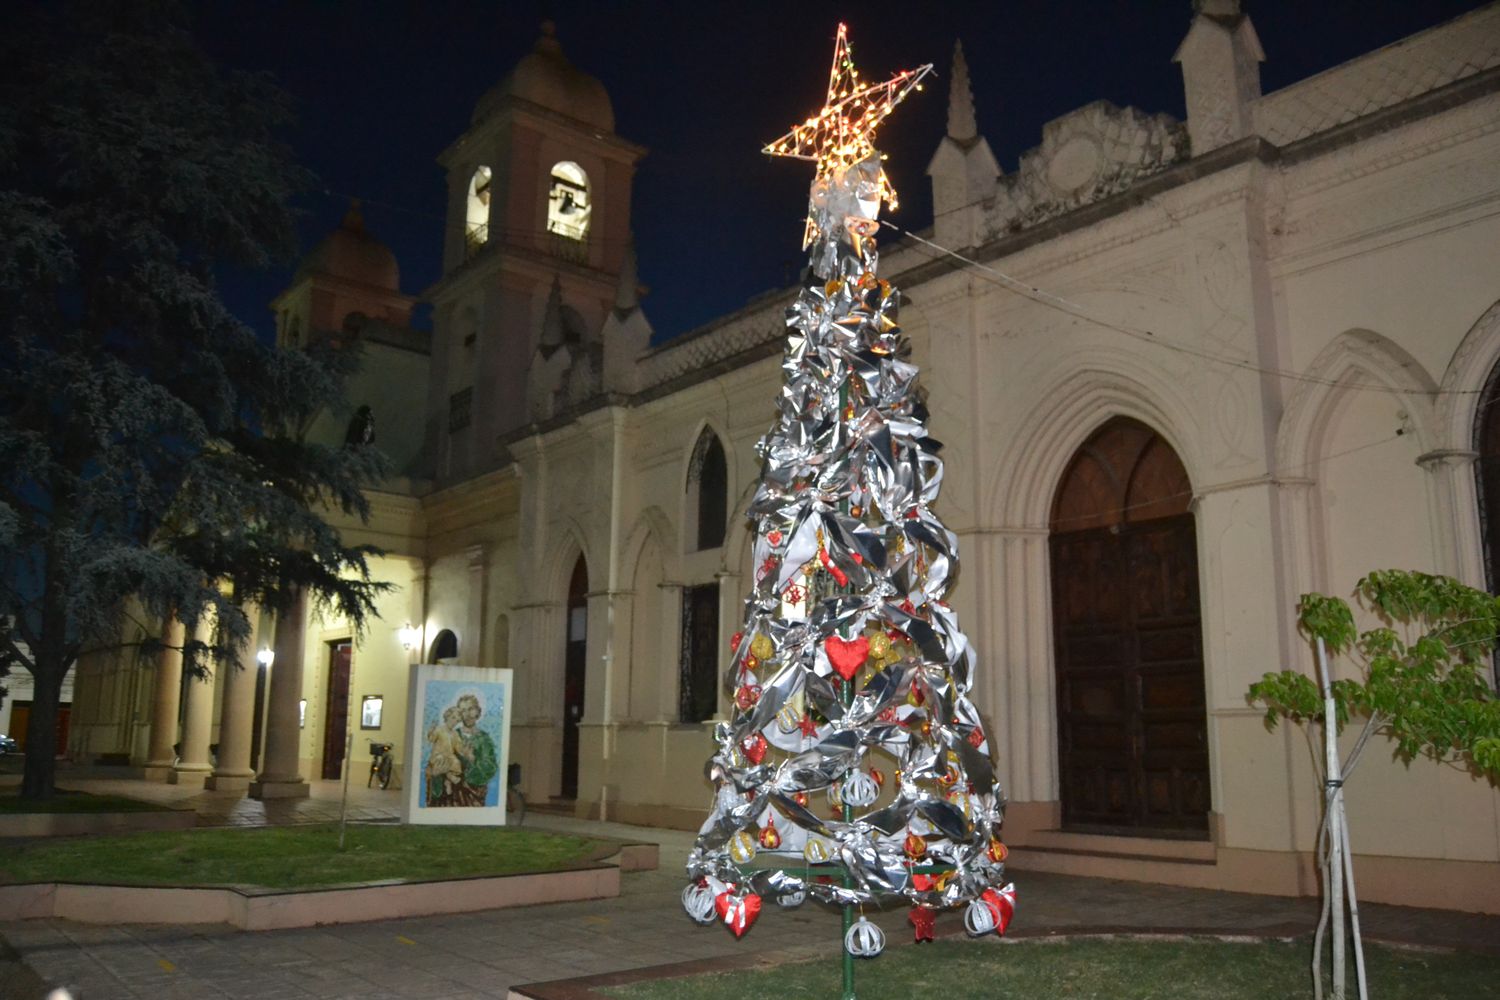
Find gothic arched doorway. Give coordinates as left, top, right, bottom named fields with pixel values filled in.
left=1048, top=417, right=1209, bottom=835
left=561, top=555, right=588, bottom=800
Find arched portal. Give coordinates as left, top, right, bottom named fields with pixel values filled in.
left=1477, top=360, right=1500, bottom=597
left=562, top=555, right=588, bottom=799
left=1048, top=417, right=1209, bottom=834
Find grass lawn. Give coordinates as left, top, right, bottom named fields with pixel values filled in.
left=0, top=823, right=611, bottom=889
left=0, top=787, right=173, bottom=814
left=602, top=937, right=1500, bottom=1000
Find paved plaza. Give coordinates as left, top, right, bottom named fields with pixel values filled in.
left=2, top=768, right=1498, bottom=999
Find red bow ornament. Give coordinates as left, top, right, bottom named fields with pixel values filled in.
left=909, top=906, right=936, bottom=942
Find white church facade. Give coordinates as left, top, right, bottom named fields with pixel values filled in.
left=67, top=3, right=1500, bottom=912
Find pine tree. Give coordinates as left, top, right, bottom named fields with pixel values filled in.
left=683, top=26, right=1014, bottom=982
left=0, top=1, right=387, bottom=799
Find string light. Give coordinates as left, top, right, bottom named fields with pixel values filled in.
left=763, top=23, right=933, bottom=245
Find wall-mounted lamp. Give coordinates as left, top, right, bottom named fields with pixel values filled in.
left=399, top=623, right=419, bottom=651
left=256, top=647, right=275, bottom=668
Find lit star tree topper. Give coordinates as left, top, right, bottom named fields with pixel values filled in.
left=764, top=23, right=933, bottom=258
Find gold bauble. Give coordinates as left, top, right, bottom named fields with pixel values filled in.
left=804, top=838, right=832, bottom=864
left=750, top=634, right=774, bottom=660
left=728, top=830, right=757, bottom=864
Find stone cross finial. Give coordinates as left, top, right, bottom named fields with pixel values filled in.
left=1174, top=0, right=1264, bottom=154
left=947, top=40, right=979, bottom=143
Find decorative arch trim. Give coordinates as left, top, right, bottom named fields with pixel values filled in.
left=987, top=354, right=1202, bottom=530
left=1275, top=328, right=1439, bottom=473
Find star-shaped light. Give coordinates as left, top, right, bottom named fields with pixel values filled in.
left=764, top=24, right=933, bottom=235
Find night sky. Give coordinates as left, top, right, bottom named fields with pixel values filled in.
left=194, top=1, right=1488, bottom=345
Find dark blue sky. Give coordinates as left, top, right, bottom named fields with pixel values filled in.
left=196, top=1, right=1487, bottom=345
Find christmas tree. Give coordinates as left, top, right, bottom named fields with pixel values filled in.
left=682, top=24, right=1015, bottom=985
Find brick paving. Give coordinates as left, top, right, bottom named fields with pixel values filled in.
left=1, top=767, right=1497, bottom=999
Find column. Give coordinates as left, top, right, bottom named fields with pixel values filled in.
left=1418, top=449, right=1484, bottom=587
left=205, top=603, right=261, bottom=792
left=250, top=587, right=311, bottom=799
left=142, top=616, right=185, bottom=781
left=169, top=612, right=217, bottom=786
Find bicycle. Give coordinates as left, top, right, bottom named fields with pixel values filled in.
left=368, top=740, right=398, bottom=789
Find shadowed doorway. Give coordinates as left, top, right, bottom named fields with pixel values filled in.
left=1048, top=417, right=1209, bottom=835
left=562, top=556, right=588, bottom=800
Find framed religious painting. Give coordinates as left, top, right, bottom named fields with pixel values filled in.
left=401, top=664, right=514, bottom=826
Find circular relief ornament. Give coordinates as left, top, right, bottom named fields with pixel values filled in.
left=1045, top=134, right=1102, bottom=197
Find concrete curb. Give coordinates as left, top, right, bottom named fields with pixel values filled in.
left=0, top=863, right=623, bottom=931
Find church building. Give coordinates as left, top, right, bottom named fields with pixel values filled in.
left=67, top=3, right=1500, bottom=913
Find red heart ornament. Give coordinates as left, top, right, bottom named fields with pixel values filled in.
left=825, top=635, right=870, bottom=680
left=714, top=892, right=762, bottom=938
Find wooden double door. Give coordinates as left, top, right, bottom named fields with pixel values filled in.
left=1049, top=418, right=1209, bottom=835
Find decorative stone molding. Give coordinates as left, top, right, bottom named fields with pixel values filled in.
left=981, top=101, right=1188, bottom=243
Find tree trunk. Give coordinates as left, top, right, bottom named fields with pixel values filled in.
left=19, top=663, right=65, bottom=800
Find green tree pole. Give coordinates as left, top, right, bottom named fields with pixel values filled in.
left=0, top=1, right=389, bottom=800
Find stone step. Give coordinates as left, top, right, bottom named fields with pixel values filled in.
left=1008, top=830, right=1221, bottom=890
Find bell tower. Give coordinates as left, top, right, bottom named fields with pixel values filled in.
left=426, top=20, right=646, bottom=481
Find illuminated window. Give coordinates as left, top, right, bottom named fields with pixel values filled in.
left=546, top=162, right=590, bottom=242
left=465, top=166, right=492, bottom=255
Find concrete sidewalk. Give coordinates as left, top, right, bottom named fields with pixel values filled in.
left=2, top=771, right=1498, bottom=999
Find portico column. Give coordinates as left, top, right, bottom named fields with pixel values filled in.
left=142, top=616, right=185, bottom=781
left=250, top=587, right=311, bottom=799
left=205, top=603, right=261, bottom=791
left=169, top=612, right=217, bottom=786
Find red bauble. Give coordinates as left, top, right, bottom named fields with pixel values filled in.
left=730, top=631, right=744, bottom=652
left=741, top=733, right=769, bottom=765
left=759, top=819, right=782, bottom=850
left=904, top=832, right=928, bottom=858
left=734, top=684, right=762, bottom=711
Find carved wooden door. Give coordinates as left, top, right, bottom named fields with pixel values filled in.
left=1049, top=418, right=1209, bottom=834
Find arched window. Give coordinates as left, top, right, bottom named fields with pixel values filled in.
left=429, top=629, right=458, bottom=663
left=687, top=429, right=727, bottom=551
left=1477, top=360, right=1500, bottom=595
left=1048, top=417, right=1208, bottom=835
left=546, top=162, right=590, bottom=242
left=465, top=165, right=492, bottom=256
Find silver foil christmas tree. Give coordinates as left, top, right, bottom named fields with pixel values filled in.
left=683, top=25, right=1015, bottom=991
